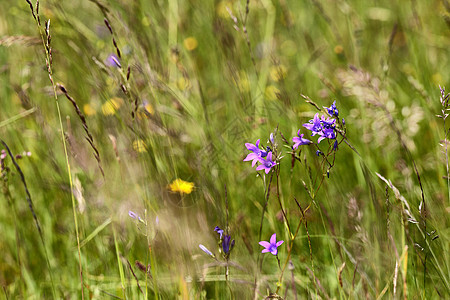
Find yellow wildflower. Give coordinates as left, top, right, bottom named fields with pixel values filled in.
left=183, top=37, right=198, bottom=51
left=101, top=97, right=123, bottom=116
left=133, top=139, right=147, bottom=153
left=144, top=103, right=154, bottom=115
left=216, top=1, right=233, bottom=19
left=265, top=85, right=280, bottom=101
left=334, top=45, right=344, bottom=55
left=237, top=72, right=250, bottom=92
left=83, top=104, right=96, bottom=116
left=177, top=77, right=190, bottom=91
left=168, top=179, right=194, bottom=195
left=270, top=65, right=287, bottom=82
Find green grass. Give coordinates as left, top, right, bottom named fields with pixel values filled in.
left=0, top=0, right=449, bottom=298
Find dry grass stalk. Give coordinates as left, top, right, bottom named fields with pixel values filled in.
left=0, top=35, right=41, bottom=47
left=57, top=84, right=105, bottom=177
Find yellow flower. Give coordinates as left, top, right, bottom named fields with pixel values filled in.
left=137, top=102, right=155, bottom=120
left=270, top=65, right=287, bottom=82
left=83, top=104, right=97, bottom=116
left=102, top=102, right=115, bottom=115
left=265, top=85, right=280, bottom=100
left=177, top=77, right=190, bottom=91
left=141, top=16, right=150, bottom=27
left=334, top=45, right=344, bottom=54
left=133, top=139, right=147, bottom=153
left=144, top=103, right=154, bottom=115
left=101, top=97, right=123, bottom=116
left=168, top=179, right=194, bottom=195
left=183, top=37, right=198, bottom=51
left=216, top=1, right=233, bottom=19
left=237, top=72, right=250, bottom=92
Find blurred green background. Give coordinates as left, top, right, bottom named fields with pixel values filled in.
left=0, top=0, right=449, bottom=298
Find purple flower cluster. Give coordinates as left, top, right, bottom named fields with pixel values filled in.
left=215, top=226, right=235, bottom=256
left=199, top=227, right=285, bottom=263
left=243, top=139, right=277, bottom=174
left=303, top=113, right=337, bottom=143
left=325, top=101, right=339, bottom=117
left=199, top=226, right=235, bottom=260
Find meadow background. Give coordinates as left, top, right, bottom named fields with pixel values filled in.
left=0, top=0, right=449, bottom=299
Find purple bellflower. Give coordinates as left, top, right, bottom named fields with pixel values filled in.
left=259, top=233, right=284, bottom=256
left=303, top=113, right=322, bottom=137
left=128, top=210, right=144, bottom=223
left=320, top=115, right=336, bottom=128
left=256, top=152, right=277, bottom=174
left=292, top=130, right=311, bottom=149
left=222, top=235, right=235, bottom=254
left=215, top=226, right=234, bottom=255
left=325, top=100, right=339, bottom=117
left=318, top=127, right=336, bottom=143
left=214, top=226, right=224, bottom=239
left=303, top=113, right=337, bottom=144
left=128, top=211, right=139, bottom=219
left=199, top=244, right=214, bottom=257
left=244, top=139, right=269, bottom=167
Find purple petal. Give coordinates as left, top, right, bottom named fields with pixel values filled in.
left=276, top=240, right=284, bottom=247
left=265, top=168, right=270, bottom=174
left=270, top=233, right=277, bottom=244
left=261, top=249, right=270, bottom=253
left=256, top=165, right=265, bottom=171
left=199, top=244, right=214, bottom=256
left=243, top=153, right=257, bottom=161
left=245, top=143, right=257, bottom=151
left=293, top=135, right=311, bottom=149
left=257, top=156, right=266, bottom=163
left=259, top=241, right=271, bottom=248
left=251, top=159, right=258, bottom=167
left=313, top=113, right=320, bottom=122
left=270, top=248, right=278, bottom=255
left=128, top=211, right=138, bottom=219
left=303, top=123, right=314, bottom=131
left=214, top=226, right=224, bottom=239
